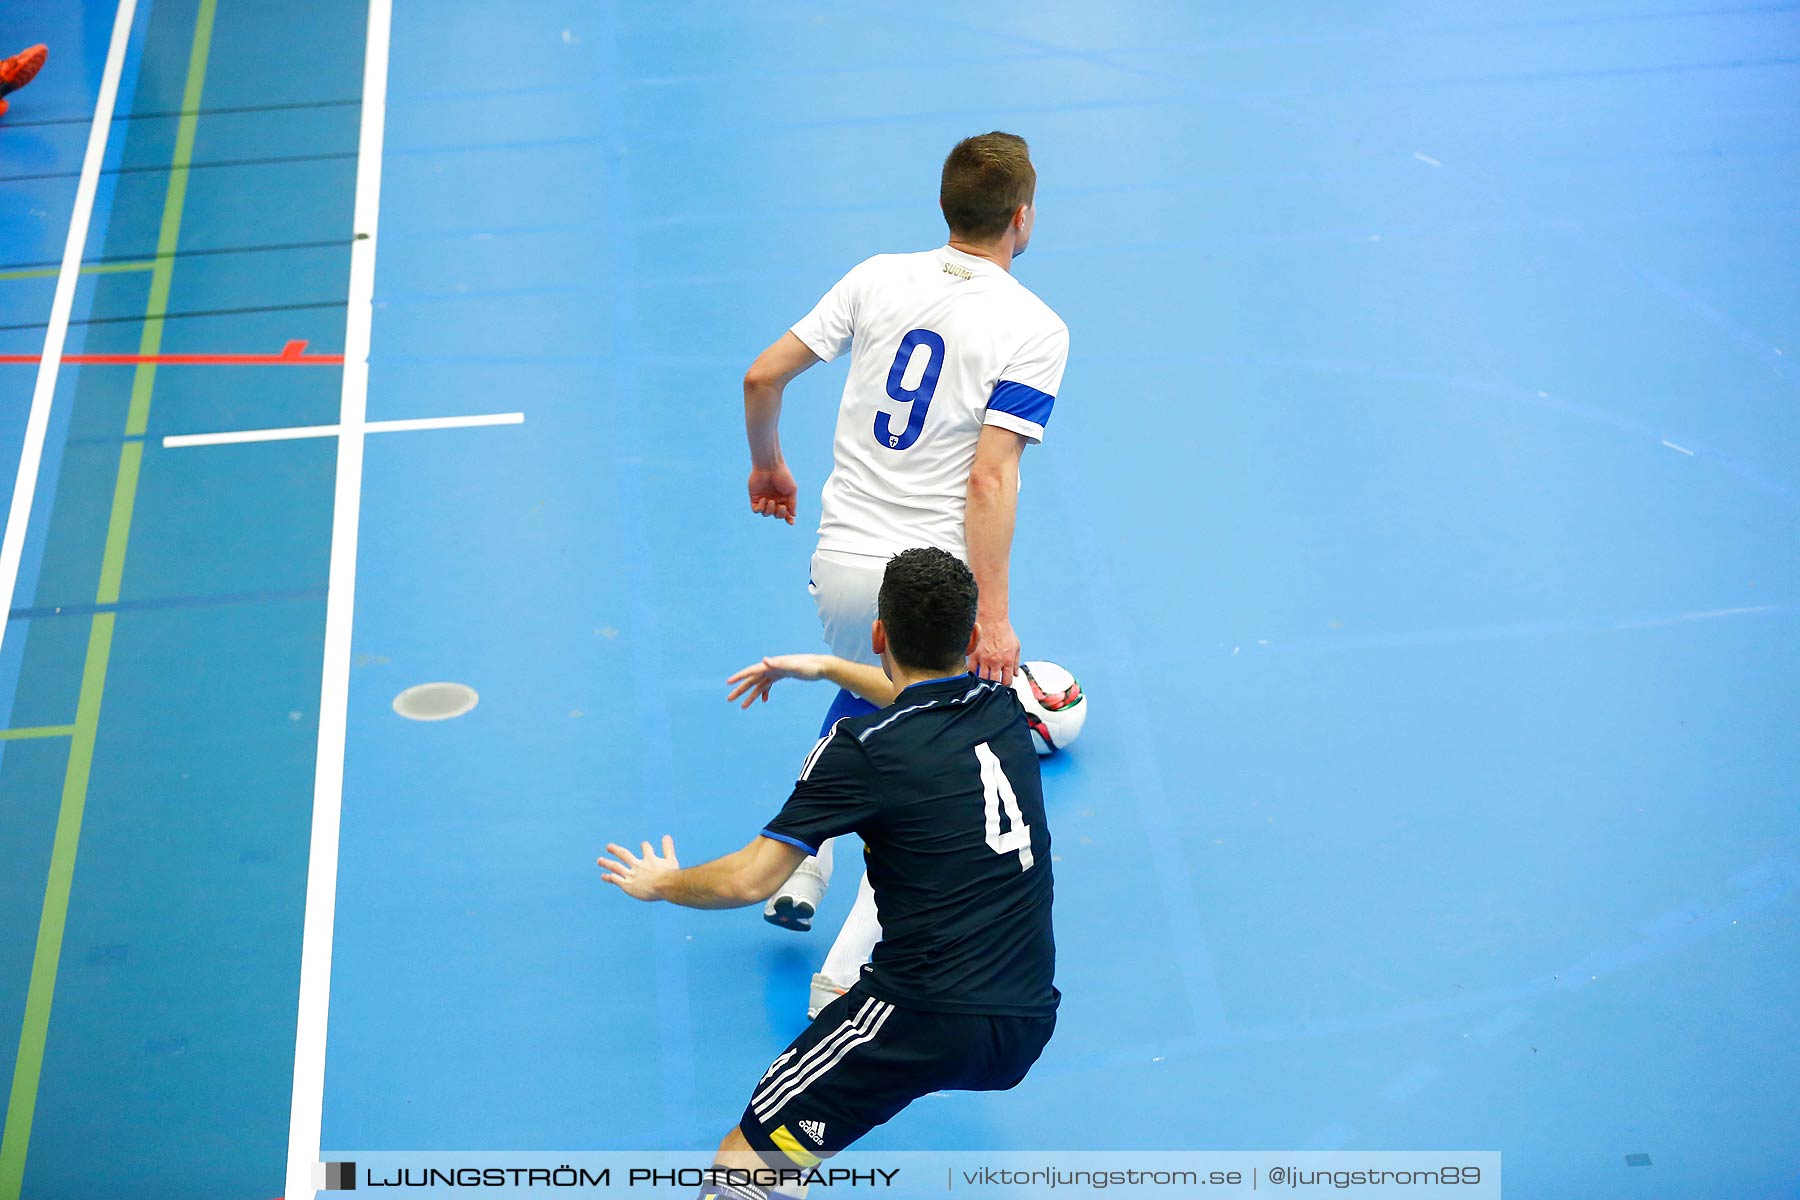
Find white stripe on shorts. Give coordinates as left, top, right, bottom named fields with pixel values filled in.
left=755, top=1000, right=894, bottom=1123
left=751, top=995, right=877, bottom=1110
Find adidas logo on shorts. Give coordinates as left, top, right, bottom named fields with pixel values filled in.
left=799, top=1119, right=827, bottom=1146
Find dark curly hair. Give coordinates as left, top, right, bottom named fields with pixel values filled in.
left=879, top=548, right=979, bottom=672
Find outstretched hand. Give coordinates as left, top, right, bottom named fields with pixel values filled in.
left=598, top=835, right=679, bottom=902
left=748, top=465, right=798, bottom=525
left=725, top=654, right=831, bottom=708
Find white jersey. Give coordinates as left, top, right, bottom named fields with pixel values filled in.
left=789, top=245, right=1069, bottom=561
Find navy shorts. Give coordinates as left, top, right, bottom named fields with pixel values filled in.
left=739, top=983, right=1055, bottom=1164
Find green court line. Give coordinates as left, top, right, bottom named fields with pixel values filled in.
left=126, top=4, right=214, bottom=440
left=0, top=727, right=75, bottom=741
left=0, top=261, right=155, bottom=284
left=0, top=0, right=218, bottom=1192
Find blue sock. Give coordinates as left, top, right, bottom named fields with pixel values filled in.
left=819, top=687, right=878, bottom=735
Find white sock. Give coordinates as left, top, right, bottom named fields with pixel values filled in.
left=811, top=836, right=834, bottom=887
left=820, top=870, right=882, bottom=989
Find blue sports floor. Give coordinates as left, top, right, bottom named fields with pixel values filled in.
left=1, top=2, right=1796, bottom=1198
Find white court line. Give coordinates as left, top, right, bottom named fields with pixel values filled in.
left=0, top=0, right=139, bottom=668
left=284, top=0, right=390, bottom=1194
left=161, top=411, right=523, bottom=448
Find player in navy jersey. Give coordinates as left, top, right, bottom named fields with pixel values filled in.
left=599, top=549, right=1056, bottom=1195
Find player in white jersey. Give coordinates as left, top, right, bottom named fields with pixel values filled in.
left=738, top=132, right=1069, bottom=1015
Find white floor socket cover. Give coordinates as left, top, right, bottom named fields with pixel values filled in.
left=391, top=682, right=479, bottom=721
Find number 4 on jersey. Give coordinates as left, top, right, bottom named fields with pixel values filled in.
left=976, top=742, right=1034, bottom=872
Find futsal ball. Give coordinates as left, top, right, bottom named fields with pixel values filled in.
left=1012, top=661, right=1086, bottom=756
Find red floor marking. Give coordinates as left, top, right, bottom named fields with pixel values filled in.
left=0, top=339, right=343, bottom=366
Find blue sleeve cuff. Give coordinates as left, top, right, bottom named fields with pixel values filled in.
left=988, top=379, right=1055, bottom=427
left=760, top=829, right=819, bottom=856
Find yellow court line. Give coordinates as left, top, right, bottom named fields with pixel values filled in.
left=0, top=261, right=155, bottom=284
left=0, top=726, right=76, bottom=741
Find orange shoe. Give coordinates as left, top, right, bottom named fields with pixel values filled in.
left=0, top=44, right=48, bottom=100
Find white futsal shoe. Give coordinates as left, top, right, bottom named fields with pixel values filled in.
left=808, top=973, right=849, bottom=1019
left=763, top=857, right=826, bottom=932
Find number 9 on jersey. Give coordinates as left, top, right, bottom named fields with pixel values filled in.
left=874, top=328, right=946, bottom=451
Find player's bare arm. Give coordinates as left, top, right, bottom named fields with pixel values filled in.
left=742, top=332, right=820, bottom=525
left=725, top=653, right=900, bottom=710
left=965, top=424, right=1028, bottom=686
left=599, top=834, right=806, bottom=909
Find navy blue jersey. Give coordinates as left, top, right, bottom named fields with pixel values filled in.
left=762, top=674, right=1058, bottom=1018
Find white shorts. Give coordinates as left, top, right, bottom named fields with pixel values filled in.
left=809, top=548, right=887, bottom=666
